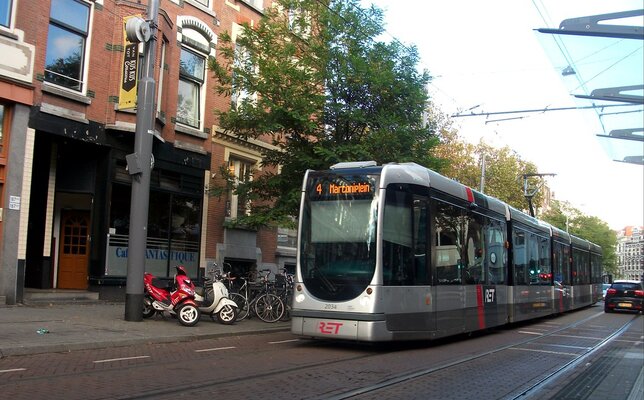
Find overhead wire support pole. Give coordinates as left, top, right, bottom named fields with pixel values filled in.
left=124, top=0, right=159, bottom=322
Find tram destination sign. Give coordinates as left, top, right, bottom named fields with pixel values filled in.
left=308, top=173, right=377, bottom=201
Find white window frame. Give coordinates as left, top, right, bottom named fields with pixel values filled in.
left=226, top=156, right=255, bottom=218
left=176, top=16, right=217, bottom=131
left=240, top=0, right=263, bottom=12
left=0, top=0, right=15, bottom=31
left=43, top=0, right=94, bottom=94
left=156, top=39, right=167, bottom=119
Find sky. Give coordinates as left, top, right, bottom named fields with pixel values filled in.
left=362, top=0, right=644, bottom=231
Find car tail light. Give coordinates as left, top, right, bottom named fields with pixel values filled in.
left=635, top=290, right=644, bottom=297
left=607, top=288, right=617, bottom=295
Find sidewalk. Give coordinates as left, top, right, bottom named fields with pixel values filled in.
left=0, top=302, right=290, bottom=357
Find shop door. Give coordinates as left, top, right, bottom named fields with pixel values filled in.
left=57, top=210, right=90, bottom=289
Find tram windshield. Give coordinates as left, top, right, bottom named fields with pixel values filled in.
left=300, top=172, right=379, bottom=301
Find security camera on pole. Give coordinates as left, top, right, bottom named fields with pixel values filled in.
left=123, top=0, right=159, bottom=322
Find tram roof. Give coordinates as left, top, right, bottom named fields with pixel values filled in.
left=507, top=205, right=551, bottom=233
left=379, top=162, right=508, bottom=216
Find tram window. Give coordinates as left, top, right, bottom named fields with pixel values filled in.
left=535, top=235, right=551, bottom=285
left=591, top=254, right=602, bottom=284
left=579, top=251, right=590, bottom=284
left=512, top=229, right=528, bottom=285
left=412, top=198, right=430, bottom=285
left=464, top=212, right=485, bottom=284
left=572, top=249, right=585, bottom=285
left=486, top=219, right=506, bottom=284
left=561, top=244, right=571, bottom=285
left=553, top=242, right=569, bottom=285
left=383, top=188, right=414, bottom=285
left=433, top=200, right=463, bottom=285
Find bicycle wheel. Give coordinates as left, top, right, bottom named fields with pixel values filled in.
left=254, top=293, right=285, bottom=323
left=228, top=292, right=249, bottom=321
left=280, top=295, right=292, bottom=321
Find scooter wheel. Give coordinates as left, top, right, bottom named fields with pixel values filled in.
left=176, top=303, right=200, bottom=326
left=142, top=298, right=156, bottom=318
left=215, top=304, right=238, bottom=325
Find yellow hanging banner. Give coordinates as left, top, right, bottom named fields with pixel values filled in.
left=118, top=15, right=140, bottom=110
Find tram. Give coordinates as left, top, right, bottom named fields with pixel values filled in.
left=290, top=161, right=603, bottom=342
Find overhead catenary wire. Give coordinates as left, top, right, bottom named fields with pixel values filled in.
left=451, top=103, right=638, bottom=118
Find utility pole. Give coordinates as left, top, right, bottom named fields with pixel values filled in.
left=479, top=154, right=486, bottom=193
left=124, top=0, right=159, bottom=321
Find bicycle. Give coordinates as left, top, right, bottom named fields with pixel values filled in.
left=228, top=269, right=285, bottom=323
left=274, top=269, right=294, bottom=321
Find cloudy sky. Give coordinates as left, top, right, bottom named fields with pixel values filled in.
left=363, top=0, right=643, bottom=230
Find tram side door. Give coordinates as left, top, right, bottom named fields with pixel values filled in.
left=431, top=198, right=465, bottom=334
left=412, top=196, right=436, bottom=332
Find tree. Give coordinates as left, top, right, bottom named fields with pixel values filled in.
left=433, top=124, right=543, bottom=212
left=209, top=0, right=443, bottom=228
left=541, top=200, right=618, bottom=276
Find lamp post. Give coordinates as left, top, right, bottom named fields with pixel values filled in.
left=123, top=0, right=159, bottom=321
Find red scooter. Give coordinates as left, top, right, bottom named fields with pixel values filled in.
left=142, top=265, right=201, bottom=326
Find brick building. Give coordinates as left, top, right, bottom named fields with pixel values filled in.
left=0, top=0, right=295, bottom=305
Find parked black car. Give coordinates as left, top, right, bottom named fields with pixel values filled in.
left=604, top=280, right=644, bottom=314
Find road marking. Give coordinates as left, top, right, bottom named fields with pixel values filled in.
left=195, top=346, right=236, bottom=353
left=551, top=334, right=603, bottom=340
left=509, top=347, right=577, bottom=357
left=0, top=368, right=26, bottom=374
left=538, top=343, right=590, bottom=350
left=269, top=339, right=300, bottom=344
left=518, top=331, right=543, bottom=335
left=93, top=356, right=150, bottom=364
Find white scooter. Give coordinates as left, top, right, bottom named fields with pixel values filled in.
left=194, top=263, right=239, bottom=324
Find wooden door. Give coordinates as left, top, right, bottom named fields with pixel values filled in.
left=57, top=210, right=90, bottom=289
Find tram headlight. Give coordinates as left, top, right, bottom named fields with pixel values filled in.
left=295, top=293, right=305, bottom=303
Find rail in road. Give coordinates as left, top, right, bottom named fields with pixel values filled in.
left=332, top=312, right=642, bottom=400
left=0, top=307, right=641, bottom=399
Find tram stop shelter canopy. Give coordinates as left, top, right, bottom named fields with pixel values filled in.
left=536, top=9, right=644, bottom=165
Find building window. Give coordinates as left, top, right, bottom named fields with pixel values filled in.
left=226, top=157, right=254, bottom=218
left=0, top=0, right=12, bottom=28
left=176, top=19, right=215, bottom=130
left=0, top=103, right=4, bottom=149
left=231, top=43, right=257, bottom=108
left=156, top=40, right=167, bottom=119
left=240, top=0, right=262, bottom=11
left=177, top=47, right=205, bottom=128
left=44, top=0, right=90, bottom=91
left=109, top=182, right=202, bottom=278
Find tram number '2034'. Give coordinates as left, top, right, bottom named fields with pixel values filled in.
left=318, top=321, right=343, bottom=335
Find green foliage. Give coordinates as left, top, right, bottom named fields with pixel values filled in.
left=434, top=128, right=542, bottom=212
left=209, top=0, right=443, bottom=227
left=541, top=200, right=618, bottom=276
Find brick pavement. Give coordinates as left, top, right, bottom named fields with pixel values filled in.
left=0, top=302, right=290, bottom=357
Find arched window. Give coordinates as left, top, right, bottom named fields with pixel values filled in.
left=176, top=17, right=216, bottom=130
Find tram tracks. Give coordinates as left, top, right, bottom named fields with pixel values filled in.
left=88, top=312, right=637, bottom=400
left=513, top=315, right=641, bottom=400
left=326, top=311, right=640, bottom=400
